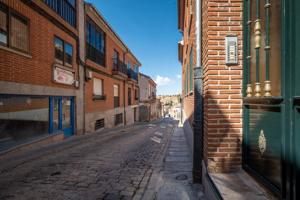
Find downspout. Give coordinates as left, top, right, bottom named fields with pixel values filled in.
left=123, top=49, right=129, bottom=125
left=193, top=0, right=203, bottom=183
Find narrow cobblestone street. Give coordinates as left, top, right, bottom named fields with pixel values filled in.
left=0, top=119, right=179, bottom=200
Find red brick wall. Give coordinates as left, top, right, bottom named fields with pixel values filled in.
left=182, top=0, right=196, bottom=125
left=0, top=0, right=78, bottom=90
left=85, top=10, right=140, bottom=114
left=202, top=0, right=243, bottom=173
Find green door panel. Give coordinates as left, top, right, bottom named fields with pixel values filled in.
left=246, top=105, right=282, bottom=189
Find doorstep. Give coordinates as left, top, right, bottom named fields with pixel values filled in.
left=204, top=168, right=278, bottom=200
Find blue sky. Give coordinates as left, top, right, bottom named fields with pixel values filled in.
left=86, top=0, right=182, bottom=95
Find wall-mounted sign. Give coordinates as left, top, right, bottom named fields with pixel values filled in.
left=225, top=35, right=238, bottom=65
left=53, top=67, right=74, bottom=85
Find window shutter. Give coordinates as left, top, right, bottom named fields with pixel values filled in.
left=93, top=78, right=103, bottom=95
left=10, top=14, right=29, bottom=52
left=189, top=48, right=194, bottom=91
left=114, top=85, right=119, bottom=97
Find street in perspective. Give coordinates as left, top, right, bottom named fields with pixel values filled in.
left=0, top=119, right=203, bottom=199
left=0, top=0, right=298, bottom=200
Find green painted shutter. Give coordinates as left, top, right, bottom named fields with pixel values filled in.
left=189, top=48, right=194, bottom=91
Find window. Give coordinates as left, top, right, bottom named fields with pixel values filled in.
left=135, top=89, right=139, bottom=100
left=0, top=3, right=29, bottom=53
left=134, top=65, right=139, bottom=73
left=11, top=14, right=29, bottom=52
left=127, top=62, right=131, bottom=70
left=0, top=96, right=49, bottom=151
left=54, top=37, right=63, bottom=63
left=246, top=0, right=281, bottom=97
left=189, top=48, right=194, bottom=91
left=65, top=43, right=73, bottom=66
left=185, top=66, right=189, bottom=95
left=0, top=4, right=8, bottom=45
left=67, top=0, right=76, bottom=7
left=86, top=18, right=106, bottom=66
left=43, top=0, right=76, bottom=27
left=113, top=49, right=119, bottom=66
left=128, top=88, right=132, bottom=106
left=114, top=84, right=120, bottom=108
left=93, top=78, right=103, bottom=96
left=54, top=37, right=73, bottom=67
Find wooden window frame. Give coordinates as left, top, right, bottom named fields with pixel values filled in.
left=0, top=3, right=30, bottom=54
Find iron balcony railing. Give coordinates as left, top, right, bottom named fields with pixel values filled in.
left=149, top=92, right=156, bottom=99
left=87, top=44, right=105, bottom=66
left=127, top=68, right=138, bottom=81
left=43, top=0, right=76, bottom=27
left=112, top=59, right=127, bottom=75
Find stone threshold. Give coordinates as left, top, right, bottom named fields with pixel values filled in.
left=207, top=169, right=278, bottom=200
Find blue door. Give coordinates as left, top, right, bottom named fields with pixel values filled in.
left=61, top=97, right=74, bottom=137
left=50, top=97, right=74, bottom=137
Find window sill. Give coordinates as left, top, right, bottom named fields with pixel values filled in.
left=0, top=45, right=32, bottom=59
left=86, top=58, right=106, bottom=69
left=54, top=63, right=75, bottom=72
left=93, top=95, right=106, bottom=101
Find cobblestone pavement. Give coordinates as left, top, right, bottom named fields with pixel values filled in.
left=0, top=119, right=176, bottom=200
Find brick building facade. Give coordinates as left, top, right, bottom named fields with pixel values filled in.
left=0, top=1, right=142, bottom=152
left=178, top=0, right=300, bottom=199
left=84, top=4, right=140, bottom=132
left=138, top=73, right=160, bottom=121
left=178, top=0, right=257, bottom=198
left=0, top=0, right=85, bottom=151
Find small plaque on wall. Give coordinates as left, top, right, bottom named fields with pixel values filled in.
left=225, top=36, right=238, bottom=65
left=53, top=67, right=74, bottom=85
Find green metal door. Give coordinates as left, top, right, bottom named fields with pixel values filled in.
left=243, top=0, right=284, bottom=197
left=293, top=1, right=300, bottom=198
left=243, top=0, right=300, bottom=199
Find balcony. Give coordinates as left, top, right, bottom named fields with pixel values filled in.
left=127, top=68, right=138, bottom=82
left=112, top=59, right=127, bottom=78
left=43, top=0, right=76, bottom=27
left=149, top=92, right=156, bottom=100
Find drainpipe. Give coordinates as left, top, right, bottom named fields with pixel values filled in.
left=123, top=49, right=129, bottom=125
left=193, top=0, right=203, bottom=183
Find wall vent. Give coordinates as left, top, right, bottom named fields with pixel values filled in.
left=95, top=118, right=105, bottom=130
left=115, top=113, right=123, bottom=126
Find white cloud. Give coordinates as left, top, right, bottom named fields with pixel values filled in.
left=155, top=75, right=171, bottom=87
left=176, top=74, right=182, bottom=79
